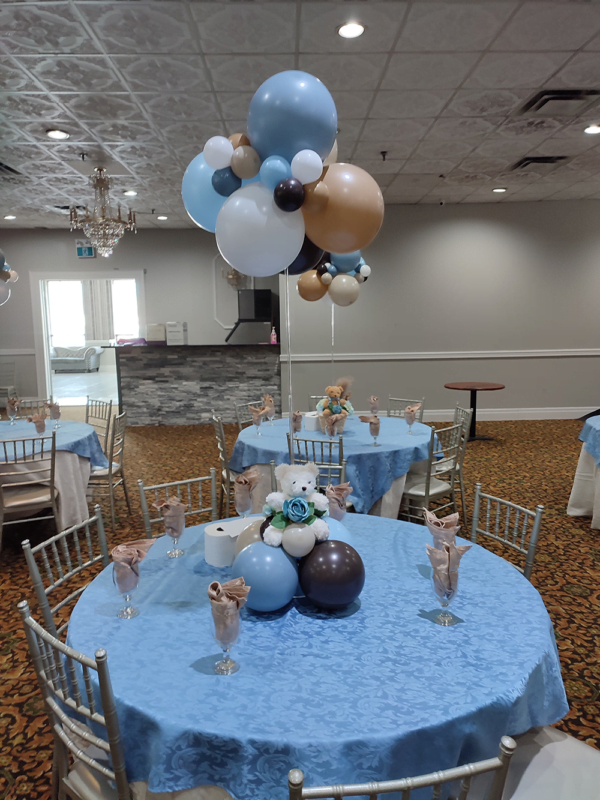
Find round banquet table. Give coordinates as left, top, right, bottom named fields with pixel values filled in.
left=229, top=416, right=433, bottom=515
left=68, top=515, right=567, bottom=800
left=567, top=414, right=600, bottom=529
left=0, top=419, right=108, bottom=528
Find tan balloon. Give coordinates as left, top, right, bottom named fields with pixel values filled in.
left=328, top=274, right=360, bottom=307
left=302, top=173, right=329, bottom=216
left=297, top=270, right=328, bottom=302
left=228, top=133, right=251, bottom=149
left=281, top=523, right=316, bottom=558
left=303, top=163, right=384, bottom=253
left=235, top=517, right=265, bottom=556
left=231, top=146, right=261, bottom=179
left=323, top=139, right=338, bottom=167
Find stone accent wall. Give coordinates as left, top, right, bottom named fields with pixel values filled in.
left=117, top=345, right=281, bottom=426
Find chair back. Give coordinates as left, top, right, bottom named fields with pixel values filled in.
left=138, top=469, right=218, bottom=536
left=0, top=432, right=57, bottom=528
left=387, top=396, right=425, bottom=422
left=19, top=398, right=52, bottom=418
left=0, top=360, right=16, bottom=391
left=288, top=736, right=516, bottom=800
left=308, top=395, right=324, bottom=412
left=18, top=600, right=131, bottom=800
left=235, top=400, right=265, bottom=432
left=471, top=483, right=543, bottom=581
left=108, top=410, right=127, bottom=472
left=22, top=506, right=109, bottom=639
left=212, top=414, right=231, bottom=476
left=287, top=433, right=347, bottom=487
left=454, top=404, right=472, bottom=439
left=86, top=398, right=113, bottom=452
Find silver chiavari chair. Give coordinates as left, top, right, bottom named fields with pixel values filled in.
left=138, top=470, right=218, bottom=536
left=85, top=397, right=113, bottom=453
left=453, top=404, right=473, bottom=527
left=235, top=400, right=265, bottom=432
left=88, top=411, right=132, bottom=531
left=287, top=433, right=346, bottom=488
left=387, top=396, right=425, bottom=421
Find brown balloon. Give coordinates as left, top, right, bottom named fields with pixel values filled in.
left=302, top=172, right=330, bottom=216
left=231, top=145, right=261, bottom=179
left=228, top=133, right=251, bottom=149
left=303, top=163, right=384, bottom=253
left=299, top=540, right=365, bottom=610
left=297, top=269, right=328, bottom=302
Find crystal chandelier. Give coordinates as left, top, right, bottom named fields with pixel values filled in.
left=70, top=167, right=136, bottom=257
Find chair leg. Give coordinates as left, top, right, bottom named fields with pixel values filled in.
left=219, top=484, right=224, bottom=518
left=51, top=744, right=59, bottom=800
left=458, top=472, right=467, bottom=528
left=225, top=478, right=231, bottom=518
left=122, top=475, right=132, bottom=514
left=109, top=485, right=116, bottom=531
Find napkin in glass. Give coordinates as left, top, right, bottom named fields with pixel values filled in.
left=27, top=413, right=46, bottom=434
left=7, top=397, right=20, bottom=413
left=326, top=481, right=353, bottom=521
left=152, top=496, right=187, bottom=539
left=44, top=401, right=61, bottom=420
left=292, top=411, right=302, bottom=432
left=359, top=414, right=381, bottom=438
left=234, top=466, right=259, bottom=515
left=263, top=393, right=275, bottom=413
left=424, top=509, right=461, bottom=550
left=112, top=539, right=155, bottom=594
left=368, top=396, right=379, bottom=415
left=325, top=413, right=345, bottom=437
left=404, top=403, right=422, bottom=426
left=248, top=404, right=268, bottom=425
left=208, top=577, right=250, bottom=646
left=426, top=541, right=471, bottom=601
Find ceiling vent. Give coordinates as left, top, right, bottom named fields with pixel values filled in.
left=0, top=162, right=23, bottom=178
left=516, top=89, right=600, bottom=118
left=53, top=204, right=85, bottom=214
left=510, top=156, right=571, bottom=174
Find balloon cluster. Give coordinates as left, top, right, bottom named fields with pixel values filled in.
left=182, top=70, right=384, bottom=281
left=297, top=249, right=372, bottom=307
left=0, top=249, right=18, bottom=308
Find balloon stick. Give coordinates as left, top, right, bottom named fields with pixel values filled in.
left=285, top=268, right=294, bottom=445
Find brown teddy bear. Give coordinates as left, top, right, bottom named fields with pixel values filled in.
left=316, top=377, right=354, bottom=417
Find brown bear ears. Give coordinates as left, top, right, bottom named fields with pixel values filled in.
left=325, top=385, right=343, bottom=396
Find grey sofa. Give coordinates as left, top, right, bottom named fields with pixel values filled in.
left=50, top=346, right=103, bottom=373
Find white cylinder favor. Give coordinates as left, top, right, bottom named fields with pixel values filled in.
left=205, top=517, right=262, bottom=567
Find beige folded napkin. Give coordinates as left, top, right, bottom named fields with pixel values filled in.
left=27, top=413, right=46, bottom=434
left=325, top=413, right=345, bottom=437
left=44, top=401, right=61, bottom=420
left=359, top=414, right=381, bottom=438
left=234, top=466, right=259, bottom=515
left=326, top=481, right=353, bottom=521
left=424, top=509, right=461, bottom=550
left=369, top=396, right=379, bottom=415
left=112, top=539, right=155, bottom=594
left=152, top=496, right=187, bottom=539
left=7, top=397, right=20, bottom=411
left=404, top=403, right=422, bottom=426
left=248, top=405, right=267, bottom=425
left=208, top=577, right=250, bottom=646
left=426, top=541, right=471, bottom=602
left=292, top=411, right=302, bottom=432
left=263, top=394, right=275, bottom=412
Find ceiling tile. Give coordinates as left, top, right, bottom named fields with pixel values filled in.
left=464, top=52, right=570, bottom=89
left=472, top=136, right=542, bottom=159
left=353, top=140, right=414, bottom=161
left=396, top=2, right=516, bottom=52
left=141, top=92, right=220, bottom=121
left=549, top=52, right=600, bottom=89
left=382, top=53, right=479, bottom=90
left=496, top=117, right=564, bottom=139
left=191, top=3, right=296, bottom=54
left=330, top=91, right=374, bottom=119
left=219, top=92, right=254, bottom=121
left=425, top=116, right=500, bottom=140
left=456, top=155, right=512, bottom=176
left=0, top=57, right=39, bottom=92
left=492, top=3, right=600, bottom=51
left=444, top=89, right=527, bottom=117
left=90, top=121, right=160, bottom=145
left=371, top=90, right=454, bottom=119
left=360, top=118, right=433, bottom=142
left=300, top=2, right=408, bottom=54
left=58, top=93, right=145, bottom=122
left=16, top=55, right=123, bottom=93
left=113, top=56, right=208, bottom=93
left=401, top=157, right=459, bottom=174
left=0, top=4, right=100, bottom=55
left=0, top=93, right=71, bottom=120
left=298, top=53, right=388, bottom=92
left=207, top=54, right=295, bottom=92
left=412, top=139, right=476, bottom=160
left=17, top=119, right=97, bottom=144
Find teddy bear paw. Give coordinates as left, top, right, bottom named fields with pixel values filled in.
left=263, top=526, right=283, bottom=547
left=311, top=518, right=330, bottom=542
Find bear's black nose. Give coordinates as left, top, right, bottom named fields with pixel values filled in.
left=302, top=486, right=307, bottom=491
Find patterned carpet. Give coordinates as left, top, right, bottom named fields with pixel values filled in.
left=0, top=418, right=598, bottom=799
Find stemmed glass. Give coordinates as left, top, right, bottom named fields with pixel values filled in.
left=253, top=415, right=262, bottom=437
left=214, top=616, right=241, bottom=675
left=7, top=406, right=17, bottom=426
left=166, top=520, right=185, bottom=558
left=431, top=577, right=458, bottom=627
left=235, top=495, right=252, bottom=521
left=50, top=409, right=61, bottom=430
left=267, top=409, right=275, bottom=426
left=370, top=421, right=380, bottom=447
left=114, top=564, right=140, bottom=619
left=405, top=412, right=415, bottom=435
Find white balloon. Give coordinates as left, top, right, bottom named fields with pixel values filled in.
left=291, top=149, right=323, bottom=185
left=320, top=272, right=333, bottom=285
left=216, top=183, right=305, bottom=277
left=7, top=270, right=18, bottom=283
left=328, top=274, right=360, bottom=307
left=0, top=283, right=11, bottom=307
left=323, top=139, right=338, bottom=167
left=359, top=264, right=371, bottom=277
left=203, top=136, right=234, bottom=170
left=355, top=273, right=365, bottom=284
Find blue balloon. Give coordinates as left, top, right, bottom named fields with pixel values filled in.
left=331, top=251, right=362, bottom=273
left=327, top=264, right=338, bottom=277
left=260, top=156, right=292, bottom=191
left=181, top=153, right=226, bottom=233
left=231, top=541, right=298, bottom=612
left=212, top=166, right=242, bottom=197
left=326, top=518, right=355, bottom=546
left=241, top=174, right=261, bottom=187
left=247, top=71, right=337, bottom=163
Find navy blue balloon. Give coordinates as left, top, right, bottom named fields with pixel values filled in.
left=181, top=153, right=227, bottom=233
left=231, top=541, right=298, bottom=612
left=284, top=235, right=324, bottom=275
left=247, top=71, right=337, bottom=163
left=212, top=166, right=242, bottom=198
left=274, top=177, right=305, bottom=213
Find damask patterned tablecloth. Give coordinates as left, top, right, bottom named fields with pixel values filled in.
left=68, top=515, right=567, bottom=799
left=0, top=419, right=108, bottom=467
left=229, top=416, right=433, bottom=513
left=580, top=415, right=600, bottom=466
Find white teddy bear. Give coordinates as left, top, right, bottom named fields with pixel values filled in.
left=262, top=462, right=330, bottom=548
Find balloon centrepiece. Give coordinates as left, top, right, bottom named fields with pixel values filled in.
left=281, top=523, right=316, bottom=558
left=260, top=156, right=292, bottom=191
left=235, top=517, right=265, bottom=556
left=231, top=146, right=261, bottom=179
left=291, top=150, right=323, bottom=185
left=231, top=541, right=298, bottom=612
left=182, top=153, right=226, bottom=233
left=228, top=133, right=250, bottom=149
left=327, top=273, right=360, bottom=307
left=297, top=269, right=328, bottom=301
left=212, top=167, right=241, bottom=198
left=273, top=178, right=305, bottom=213
left=299, top=540, right=365, bottom=610
left=284, top=236, right=325, bottom=276
left=203, top=136, right=234, bottom=170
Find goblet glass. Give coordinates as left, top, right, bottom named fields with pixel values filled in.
left=7, top=407, right=17, bottom=426
left=235, top=496, right=252, bottom=520
left=254, top=416, right=262, bottom=436
left=114, top=565, right=139, bottom=619
left=52, top=410, right=61, bottom=430
left=166, top=523, right=184, bottom=558
left=371, top=434, right=380, bottom=447
left=267, top=411, right=275, bottom=426
left=213, top=615, right=240, bottom=675
left=431, top=576, right=458, bottom=627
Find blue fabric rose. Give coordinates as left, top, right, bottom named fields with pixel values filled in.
left=283, top=497, right=310, bottom=523
left=330, top=402, right=343, bottom=414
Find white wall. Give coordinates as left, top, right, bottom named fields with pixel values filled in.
left=280, top=201, right=600, bottom=418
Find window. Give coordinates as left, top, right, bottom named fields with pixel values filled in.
left=111, top=279, right=139, bottom=339
left=47, top=281, right=85, bottom=348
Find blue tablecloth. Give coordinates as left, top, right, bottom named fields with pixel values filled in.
left=580, top=415, right=600, bottom=467
left=229, top=417, right=433, bottom=513
left=0, top=419, right=108, bottom=468
left=68, top=515, right=567, bottom=799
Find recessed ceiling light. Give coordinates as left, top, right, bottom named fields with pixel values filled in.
left=46, top=129, right=70, bottom=140
left=123, top=190, right=138, bottom=197
left=584, top=124, right=600, bottom=135
left=3, top=214, right=16, bottom=220
left=337, top=22, right=365, bottom=39
left=492, top=187, right=507, bottom=193
left=157, top=215, right=168, bottom=221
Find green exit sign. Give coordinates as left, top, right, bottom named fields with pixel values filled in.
left=76, top=239, right=95, bottom=258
